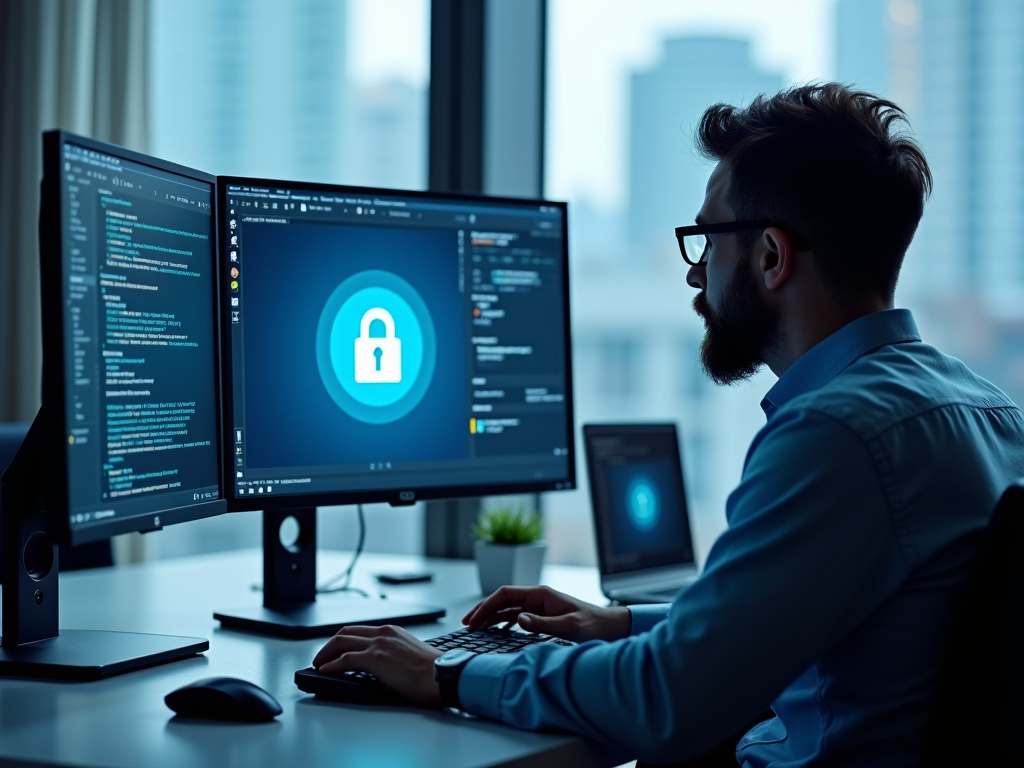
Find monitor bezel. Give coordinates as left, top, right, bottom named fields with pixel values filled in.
left=216, top=175, right=576, bottom=512
left=41, top=130, right=227, bottom=545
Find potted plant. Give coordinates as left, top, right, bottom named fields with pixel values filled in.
left=472, top=505, right=547, bottom=595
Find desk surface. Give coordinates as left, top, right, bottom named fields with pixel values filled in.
left=0, top=550, right=615, bottom=768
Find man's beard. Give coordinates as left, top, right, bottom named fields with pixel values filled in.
left=692, top=259, right=780, bottom=386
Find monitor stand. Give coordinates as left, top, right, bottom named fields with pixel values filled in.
left=0, top=416, right=208, bottom=680
left=213, top=508, right=445, bottom=639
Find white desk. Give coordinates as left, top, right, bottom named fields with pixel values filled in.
left=0, top=550, right=616, bottom=768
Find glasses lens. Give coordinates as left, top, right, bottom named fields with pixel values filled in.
left=682, top=234, right=708, bottom=265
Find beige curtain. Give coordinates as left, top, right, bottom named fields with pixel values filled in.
left=0, top=0, right=150, bottom=422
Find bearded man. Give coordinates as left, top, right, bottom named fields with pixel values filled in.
left=311, top=84, right=1024, bottom=768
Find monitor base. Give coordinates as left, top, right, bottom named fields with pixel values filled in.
left=0, top=629, right=208, bottom=681
left=214, top=509, right=445, bottom=639
left=214, top=599, right=445, bottom=639
left=1, top=430, right=209, bottom=682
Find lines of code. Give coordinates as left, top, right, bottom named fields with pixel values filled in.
left=98, top=194, right=211, bottom=499
left=62, top=142, right=219, bottom=523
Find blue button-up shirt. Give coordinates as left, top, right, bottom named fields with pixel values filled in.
left=459, top=309, right=1024, bottom=766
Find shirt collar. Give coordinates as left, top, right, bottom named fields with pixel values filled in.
left=760, top=308, right=921, bottom=420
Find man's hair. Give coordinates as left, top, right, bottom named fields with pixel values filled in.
left=695, top=83, right=932, bottom=301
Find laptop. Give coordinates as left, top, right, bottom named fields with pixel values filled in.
left=584, top=423, right=700, bottom=605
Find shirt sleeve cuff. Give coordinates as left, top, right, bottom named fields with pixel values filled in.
left=628, top=604, right=670, bottom=635
left=457, top=652, right=518, bottom=719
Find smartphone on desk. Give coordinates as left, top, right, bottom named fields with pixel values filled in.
left=376, top=571, right=434, bottom=585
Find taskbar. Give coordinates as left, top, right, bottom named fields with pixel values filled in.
left=234, top=454, right=572, bottom=499
left=69, top=484, right=221, bottom=526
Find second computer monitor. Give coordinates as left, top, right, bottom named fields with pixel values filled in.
left=40, top=131, right=226, bottom=544
left=219, top=180, right=574, bottom=508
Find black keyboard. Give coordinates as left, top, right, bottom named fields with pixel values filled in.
left=295, top=626, right=575, bottom=706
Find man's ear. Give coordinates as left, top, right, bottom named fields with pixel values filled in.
left=759, top=227, right=793, bottom=291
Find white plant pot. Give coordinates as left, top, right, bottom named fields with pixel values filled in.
left=474, top=540, right=547, bottom=595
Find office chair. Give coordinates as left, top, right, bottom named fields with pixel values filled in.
left=0, top=421, right=113, bottom=571
left=918, top=480, right=1023, bottom=768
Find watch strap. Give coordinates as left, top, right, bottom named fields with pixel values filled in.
left=435, top=649, right=474, bottom=709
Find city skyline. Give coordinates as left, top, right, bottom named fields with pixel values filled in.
left=138, top=0, right=1022, bottom=567
left=544, top=0, right=1024, bottom=566
left=837, top=0, right=1024, bottom=320
left=628, top=36, right=782, bottom=264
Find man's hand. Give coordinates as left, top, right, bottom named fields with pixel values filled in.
left=462, top=585, right=631, bottom=643
left=312, top=625, right=444, bottom=706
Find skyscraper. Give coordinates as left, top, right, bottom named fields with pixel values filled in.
left=152, top=0, right=428, bottom=190
left=836, top=0, right=1024, bottom=318
left=151, top=0, right=348, bottom=182
left=627, top=37, right=782, bottom=264
left=546, top=36, right=783, bottom=565
left=344, top=81, right=427, bottom=191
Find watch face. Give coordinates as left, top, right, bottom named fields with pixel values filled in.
left=437, top=648, right=475, bottom=668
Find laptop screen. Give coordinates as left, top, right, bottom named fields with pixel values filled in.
left=584, top=424, right=695, bottom=576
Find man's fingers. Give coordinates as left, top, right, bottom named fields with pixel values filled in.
left=479, top=607, right=527, bottom=626
left=317, top=648, right=375, bottom=678
left=312, top=632, right=372, bottom=665
left=465, top=586, right=541, bottom=628
left=335, top=624, right=405, bottom=639
left=469, top=588, right=572, bottom=628
left=463, top=587, right=520, bottom=625
left=522, top=587, right=575, bottom=617
left=467, top=606, right=529, bottom=629
left=312, top=633, right=372, bottom=668
left=313, top=624, right=411, bottom=666
left=461, top=599, right=486, bottom=624
left=518, top=611, right=571, bottom=634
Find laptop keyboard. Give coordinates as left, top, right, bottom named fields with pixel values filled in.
left=295, top=626, right=574, bottom=705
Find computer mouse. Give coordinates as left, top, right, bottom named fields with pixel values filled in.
left=165, top=676, right=283, bottom=722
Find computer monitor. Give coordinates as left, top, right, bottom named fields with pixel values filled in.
left=0, top=131, right=226, bottom=679
left=211, top=178, right=574, bottom=636
left=219, top=179, right=575, bottom=507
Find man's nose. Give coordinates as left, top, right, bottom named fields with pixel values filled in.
left=687, top=264, right=706, bottom=291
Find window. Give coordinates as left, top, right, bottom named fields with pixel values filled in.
left=151, top=0, right=429, bottom=188
left=595, top=338, right=643, bottom=400
left=545, top=0, right=1024, bottom=566
left=143, top=0, right=430, bottom=560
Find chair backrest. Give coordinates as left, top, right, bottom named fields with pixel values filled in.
left=918, top=480, right=1024, bottom=767
left=1, top=421, right=113, bottom=571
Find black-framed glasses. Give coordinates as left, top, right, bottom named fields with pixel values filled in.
left=675, top=220, right=780, bottom=266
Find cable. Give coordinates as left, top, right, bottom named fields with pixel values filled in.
left=317, top=503, right=368, bottom=596
left=250, top=504, right=370, bottom=597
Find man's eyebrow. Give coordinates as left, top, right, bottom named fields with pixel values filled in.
left=694, top=213, right=706, bottom=225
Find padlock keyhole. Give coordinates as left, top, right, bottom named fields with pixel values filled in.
left=374, top=347, right=383, bottom=371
